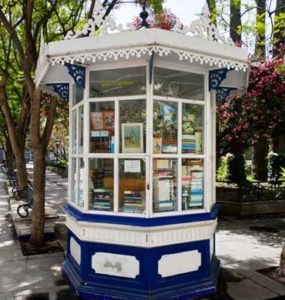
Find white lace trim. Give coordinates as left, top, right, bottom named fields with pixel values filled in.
left=49, top=45, right=247, bottom=72
left=172, top=5, right=234, bottom=45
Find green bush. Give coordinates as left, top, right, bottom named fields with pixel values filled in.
left=216, top=156, right=227, bottom=181
left=226, top=153, right=246, bottom=184
left=217, top=153, right=247, bottom=184
left=267, top=152, right=285, bottom=182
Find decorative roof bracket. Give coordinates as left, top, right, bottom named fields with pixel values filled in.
left=65, top=63, right=86, bottom=89
left=46, top=83, right=70, bottom=101
left=208, top=68, right=233, bottom=91
left=216, top=87, right=237, bottom=103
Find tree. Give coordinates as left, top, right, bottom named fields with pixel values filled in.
left=0, top=0, right=130, bottom=246
left=217, top=54, right=285, bottom=161
left=0, top=0, right=85, bottom=245
left=251, top=0, right=268, bottom=181
left=230, top=0, right=241, bottom=45
left=0, top=14, right=31, bottom=189
left=273, top=0, right=285, bottom=56
left=0, top=112, right=14, bottom=171
left=206, top=0, right=217, bottom=25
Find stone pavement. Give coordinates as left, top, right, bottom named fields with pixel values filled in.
left=0, top=167, right=285, bottom=300
left=213, top=216, right=285, bottom=300
left=0, top=169, right=79, bottom=300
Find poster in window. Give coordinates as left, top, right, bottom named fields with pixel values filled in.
left=122, top=123, right=143, bottom=153
left=90, top=112, right=104, bottom=130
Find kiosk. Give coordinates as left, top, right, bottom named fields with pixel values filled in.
left=35, top=3, right=248, bottom=299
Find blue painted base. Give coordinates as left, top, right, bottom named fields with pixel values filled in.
left=62, top=230, right=220, bottom=300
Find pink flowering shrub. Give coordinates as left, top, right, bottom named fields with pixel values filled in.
left=217, top=50, right=285, bottom=156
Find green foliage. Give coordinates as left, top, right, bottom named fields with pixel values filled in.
left=217, top=153, right=247, bottom=184
left=148, top=0, right=164, bottom=14
left=267, top=152, right=285, bottom=182
left=216, top=156, right=228, bottom=181
left=280, top=166, right=285, bottom=181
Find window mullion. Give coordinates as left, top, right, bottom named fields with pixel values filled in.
left=114, top=99, right=119, bottom=213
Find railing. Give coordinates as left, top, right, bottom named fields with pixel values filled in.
left=217, top=180, right=285, bottom=202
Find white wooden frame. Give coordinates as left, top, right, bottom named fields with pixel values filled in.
left=68, top=59, right=213, bottom=218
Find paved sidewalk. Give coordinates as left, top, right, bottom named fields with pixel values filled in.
left=0, top=170, right=78, bottom=300
left=213, top=216, right=285, bottom=300
left=0, top=167, right=285, bottom=299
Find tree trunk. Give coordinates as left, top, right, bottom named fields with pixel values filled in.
left=15, top=154, right=29, bottom=188
left=230, top=0, right=241, bottom=45
left=273, top=0, right=285, bottom=57
left=255, top=0, right=266, bottom=57
left=252, top=138, right=268, bottom=181
left=30, top=145, right=46, bottom=246
left=0, top=81, right=28, bottom=189
left=5, top=139, right=14, bottom=172
left=279, top=244, right=285, bottom=276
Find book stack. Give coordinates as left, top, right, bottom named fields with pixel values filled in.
left=123, top=191, right=144, bottom=213
left=189, top=171, right=203, bottom=207
left=92, top=188, right=113, bottom=211
left=153, top=160, right=176, bottom=212
left=182, top=176, right=191, bottom=210
left=182, top=135, right=196, bottom=153
left=90, top=131, right=113, bottom=153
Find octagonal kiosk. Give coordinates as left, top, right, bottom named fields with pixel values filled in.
left=36, top=4, right=248, bottom=299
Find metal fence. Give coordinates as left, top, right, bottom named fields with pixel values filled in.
left=217, top=180, right=285, bottom=202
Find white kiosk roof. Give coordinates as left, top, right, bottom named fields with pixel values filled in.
left=35, top=3, right=248, bottom=88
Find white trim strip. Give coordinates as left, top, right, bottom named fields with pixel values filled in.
left=66, top=214, right=217, bottom=248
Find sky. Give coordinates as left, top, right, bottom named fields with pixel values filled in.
left=112, top=0, right=206, bottom=26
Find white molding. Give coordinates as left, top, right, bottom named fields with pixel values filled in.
left=70, top=237, right=81, bottom=265
left=36, top=28, right=248, bottom=86
left=66, top=214, right=217, bottom=248
left=210, top=237, right=214, bottom=261
left=35, top=35, right=49, bottom=87
left=158, top=250, right=201, bottom=277
left=65, top=1, right=131, bottom=40
left=172, top=5, right=234, bottom=46
left=49, top=45, right=247, bottom=72
left=91, top=252, right=139, bottom=278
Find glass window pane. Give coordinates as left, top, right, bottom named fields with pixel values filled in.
left=119, top=159, right=145, bottom=213
left=89, top=158, right=114, bottom=211
left=78, top=158, right=84, bottom=207
left=154, top=67, right=204, bottom=100
left=153, top=101, right=178, bottom=154
left=72, top=84, right=84, bottom=105
left=153, top=159, right=177, bottom=212
left=89, top=67, right=146, bottom=97
left=90, top=102, right=115, bottom=153
left=120, top=100, right=146, bottom=153
left=70, top=158, right=76, bottom=203
left=182, top=104, right=204, bottom=154
left=72, top=110, right=77, bottom=154
left=78, top=105, right=84, bottom=154
left=182, top=159, right=204, bottom=210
